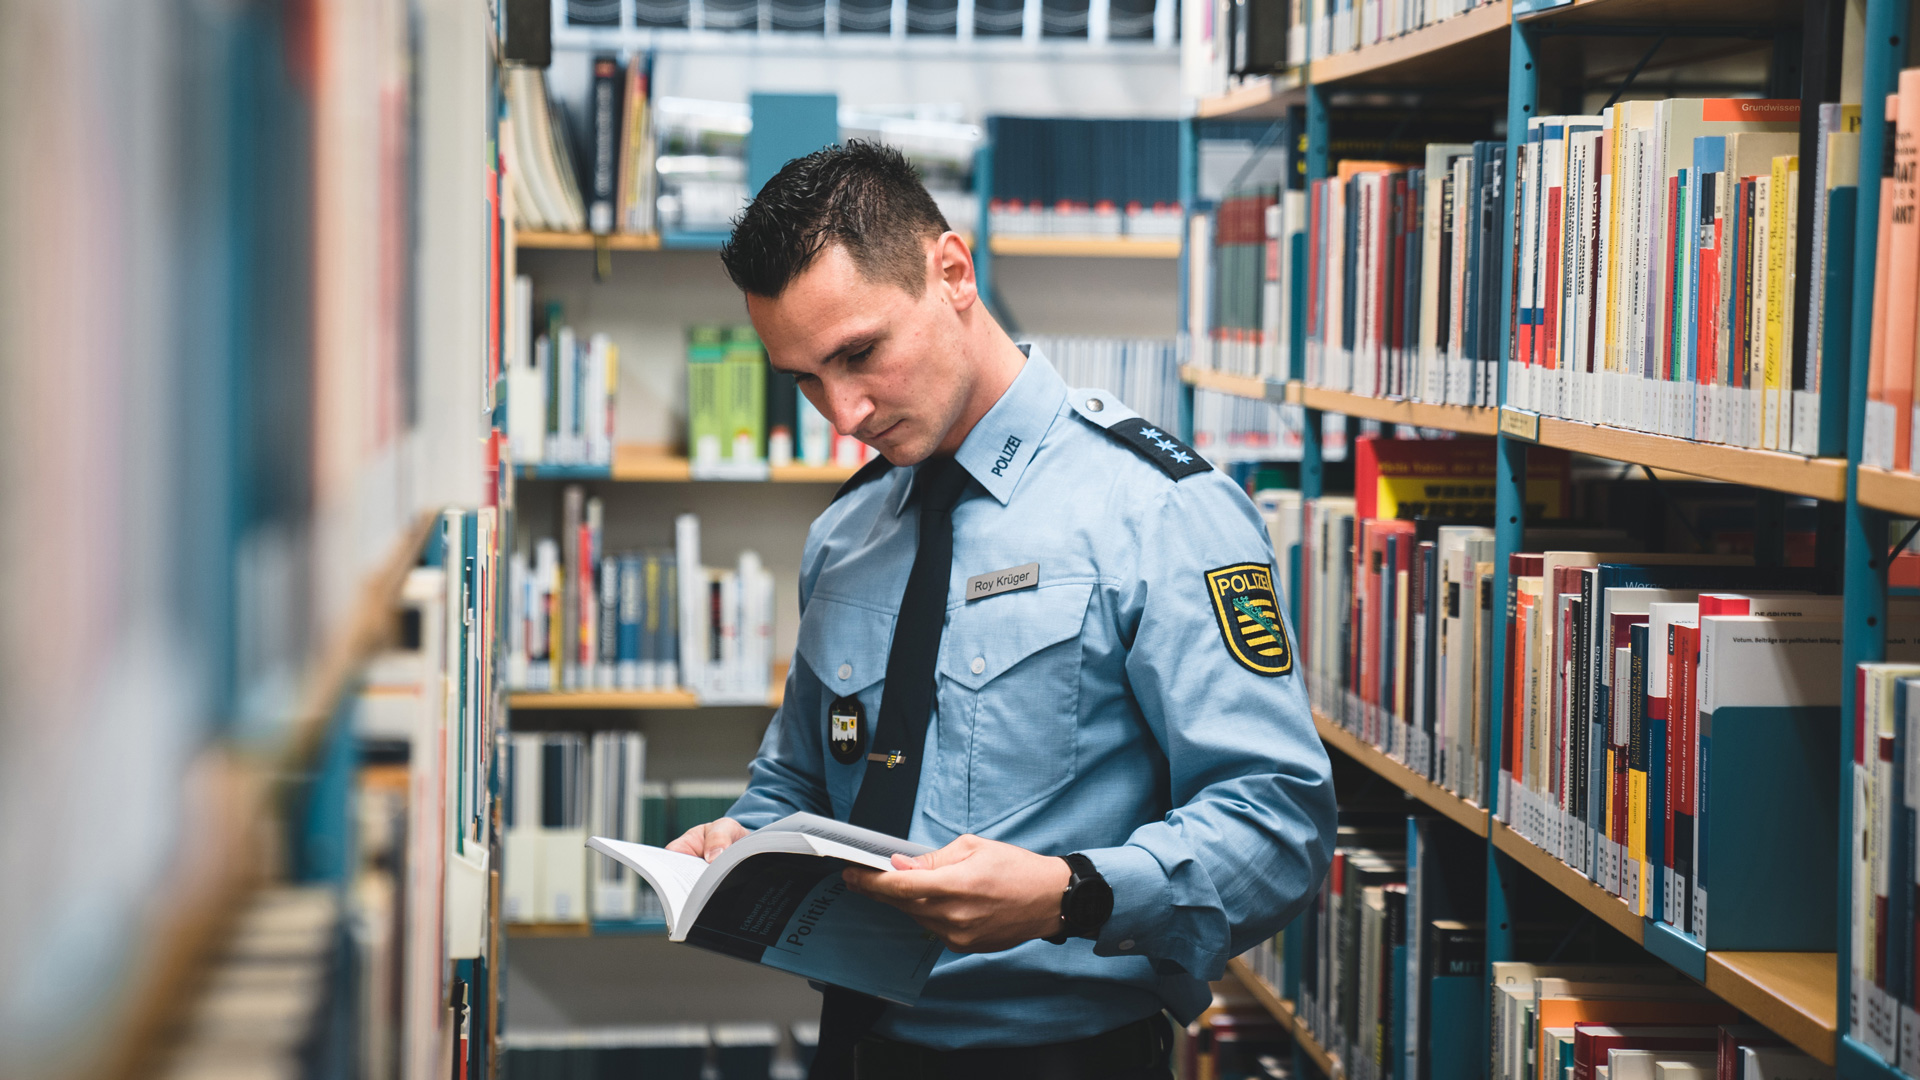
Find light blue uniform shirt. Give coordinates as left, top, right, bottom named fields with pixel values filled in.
left=727, top=349, right=1336, bottom=1049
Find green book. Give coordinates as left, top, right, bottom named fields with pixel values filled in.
left=724, top=326, right=766, bottom=463
left=686, top=326, right=726, bottom=463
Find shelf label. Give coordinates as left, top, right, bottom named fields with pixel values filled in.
left=1499, top=407, right=1541, bottom=443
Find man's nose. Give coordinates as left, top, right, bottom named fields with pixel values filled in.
left=823, top=381, right=874, bottom=436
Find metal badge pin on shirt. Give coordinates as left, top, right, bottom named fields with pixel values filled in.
left=866, top=750, right=907, bottom=769
left=965, top=562, right=1040, bottom=601
left=828, top=696, right=867, bottom=765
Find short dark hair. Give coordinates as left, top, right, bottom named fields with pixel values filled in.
left=721, top=140, right=951, bottom=299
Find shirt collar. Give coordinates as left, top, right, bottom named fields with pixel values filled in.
left=889, top=345, right=1068, bottom=514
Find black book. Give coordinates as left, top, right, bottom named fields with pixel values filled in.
left=586, top=55, right=623, bottom=234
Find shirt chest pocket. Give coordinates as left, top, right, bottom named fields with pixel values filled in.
left=792, top=596, right=895, bottom=815
left=925, top=581, right=1093, bottom=835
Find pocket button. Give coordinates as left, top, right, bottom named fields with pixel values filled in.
left=970, top=657, right=986, bottom=675
left=837, top=663, right=852, bottom=681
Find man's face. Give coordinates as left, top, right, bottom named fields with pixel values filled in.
left=748, top=238, right=973, bottom=466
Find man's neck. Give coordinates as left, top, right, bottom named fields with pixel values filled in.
left=933, top=328, right=1028, bottom=457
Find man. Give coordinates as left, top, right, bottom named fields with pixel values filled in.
left=668, top=141, right=1336, bottom=1079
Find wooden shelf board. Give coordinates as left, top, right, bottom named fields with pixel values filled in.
left=1309, top=1, right=1511, bottom=85
left=1296, top=384, right=1502, bottom=436
left=1313, top=714, right=1490, bottom=837
left=1197, top=72, right=1308, bottom=119
left=1520, top=413, right=1848, bottom=501
left=1521, top=0, right=1800, bottom=28
left=1704, top=951, right=1837, bottom=1065
left=513, top=230, right=662, bottom=251
left=767, top=462, right=862, bottom=483
left=1858, top=466, right=1920, bottom=518
left=611, top=446, right=693, bottom=481
left=507, top=921, right=593, bottom=937
left=1181, top=364, right=1281, bottom=401
left=987, top=236, right=1181, bottom=258
left=510, top=663, right=788, bottom=711
left=1225, top=957, right=1344, bottom=1078
left=510, top=689, right=704, bottom=710
left=1489, top=820, right=1646, bottom=943
left=516, top=447, right=859, bottom=484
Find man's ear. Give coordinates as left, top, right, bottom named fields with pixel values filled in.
left=934, top=232, right=978, bottom=312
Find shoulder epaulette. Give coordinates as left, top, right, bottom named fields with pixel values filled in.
left=831, top=456, right=895, bottom=503
left=1066, top=389, right=1211, bottom=481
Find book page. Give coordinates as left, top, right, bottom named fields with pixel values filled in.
left=584, top=837, right=705, bottom=929
left=759, top=811, right=934, bottom=862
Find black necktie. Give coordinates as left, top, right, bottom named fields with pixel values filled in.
left=812, top=455, right=970, bottom=1079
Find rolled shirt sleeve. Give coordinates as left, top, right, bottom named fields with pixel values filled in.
left=1083, top=475, right=1337, bottom=979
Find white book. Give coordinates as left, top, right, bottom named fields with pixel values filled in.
left=541, top=734, right=590, bottom=923
left=1739, top=1046, right=1834, bottom=1080
left=588, top=813, right=943, bottom=1002
left=587, top=332, right=615, bottom=465
left=554, top=325, right=578, bottom=463
left=676, top=514, right=706, bottom=697
left=507, top=275, right=543, bottom=463
left=503, top=734, right=543, bottom=922
left=588, top=732, right=648, bottom=920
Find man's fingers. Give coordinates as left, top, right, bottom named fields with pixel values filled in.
left=844, top=864, right=967, bottom=902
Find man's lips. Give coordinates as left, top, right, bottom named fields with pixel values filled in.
left=862, top=420, right=903, bottom=443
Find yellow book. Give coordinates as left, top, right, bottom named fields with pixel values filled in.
left=1604, top=105, right=1628, bottom=390
left=1763, top=155, right=1796, bottom=449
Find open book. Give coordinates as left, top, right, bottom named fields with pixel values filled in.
left=586, top=813, right=946, bottom=1004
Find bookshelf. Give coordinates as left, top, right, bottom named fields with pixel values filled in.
left=1226, top=956, right=1346, bottom=1078
left=1183, top=0, right=1909, bottom=1054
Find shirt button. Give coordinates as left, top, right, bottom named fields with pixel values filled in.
left=970, top=657, right=986, bottom=675
left=1118, top=939, right=1135, bottom=951
left=837, top=663, right=852, bottom=681
left=1087, top=397, right=1105, bottom=412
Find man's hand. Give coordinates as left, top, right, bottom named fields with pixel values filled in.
left=842, top=835, right=1072, bottom=953
left=666, top=817, right=749, bottom=861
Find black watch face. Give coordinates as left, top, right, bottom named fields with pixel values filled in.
left=828, top=696, right=866, bottom=765
left=1068, top=872, right=1115, bottom=932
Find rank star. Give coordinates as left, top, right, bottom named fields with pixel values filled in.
left=1170, top=451, right=1193, bottom=464
left=1153, top=438, right=1178, bottom=452
left=1138, top=427, right=1162, bottom=440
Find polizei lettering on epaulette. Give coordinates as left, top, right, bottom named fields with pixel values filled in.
left=784, top=877, right=849, bottom=948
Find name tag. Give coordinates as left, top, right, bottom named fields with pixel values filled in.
left=965, top=562, right=1039, bottom=601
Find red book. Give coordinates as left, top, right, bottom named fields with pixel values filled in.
left=1571, top=1024, right=1718, bottom=1080
left=1715, top=1025, right=1786, bottom=1080
left=1543, top=174, right=1565, bottom=384
left=1663, top=174, right=1680, bottom=382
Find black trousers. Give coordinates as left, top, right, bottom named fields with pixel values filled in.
left=846, top=1014, right=1175, bottom=1080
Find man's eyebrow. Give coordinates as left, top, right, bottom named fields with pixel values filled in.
left=767, top=330, right=878, bottom=376
left=810, top=333, right=878, bottom=368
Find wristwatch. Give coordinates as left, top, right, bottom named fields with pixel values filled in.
left=1045, top=852, right=1114, bottom=944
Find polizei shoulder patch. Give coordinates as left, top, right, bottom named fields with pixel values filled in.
left=1102, top=419, right=1210, bottom=480
left=1205, top=563, right=1293, bottom=676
